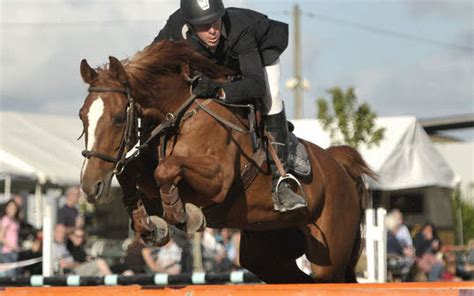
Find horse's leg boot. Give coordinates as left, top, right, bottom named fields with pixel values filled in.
left=160, top=186, right=187, bottom=225
left=265, top=108, right=308, bottom=212
left=182, top=203, right=206, bottom=234
left=132, top=201, right=170, bottom=246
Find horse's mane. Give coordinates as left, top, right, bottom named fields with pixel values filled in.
left=125, top=40, right=234, bottom=86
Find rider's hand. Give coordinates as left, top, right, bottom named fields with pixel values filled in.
left=192, top=76, right=222, bottom=98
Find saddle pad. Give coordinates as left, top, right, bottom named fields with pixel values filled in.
left=288, top=132, right=311, bottom=177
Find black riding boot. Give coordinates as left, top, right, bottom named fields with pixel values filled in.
left=264, top=109, right=307, bottom=212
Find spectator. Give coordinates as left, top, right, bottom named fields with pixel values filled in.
left=155, top=238, right=182, bottom=274
left=52, top=224, right=111, bottom=276
left=385, top=213, right=414, bottom=281
left=201, top=229, right=225, bottom=272
left=112, top=239, right=159, bottom=275
left=57, top=187, right=84, bottom=233
left=0, top=199, right=21, bottom=277
left=441, top=252, right=465, bottom=281
left=390, top=209, right=413, bottom=248
left=215, top=229, right=240, bottom=272
left=66, top=228, right=89, bottom=263
left=20, top=230, right=42, bottom=276
left=413, top=222, right=443, bottom=281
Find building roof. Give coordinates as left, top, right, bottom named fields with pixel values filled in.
left=419, top=114, right=474, bottom=134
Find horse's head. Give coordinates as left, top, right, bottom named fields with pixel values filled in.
left=79, top=56, right=135, bottom=204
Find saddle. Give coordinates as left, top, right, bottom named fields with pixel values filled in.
left=211, top=100, right=312, bottom=189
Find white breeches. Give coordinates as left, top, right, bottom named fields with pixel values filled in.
left=262, top=59, right=283, bottom=115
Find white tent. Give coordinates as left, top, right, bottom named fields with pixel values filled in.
left=0, top=111, right=84, bottom=186
left=292, top=116, right=460, bottom=190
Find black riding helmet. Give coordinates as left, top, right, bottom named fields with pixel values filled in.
left=180, top=0, right=225, bottom=25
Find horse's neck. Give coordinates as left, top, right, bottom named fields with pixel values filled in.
left=131, top=77, right=192, bottom=121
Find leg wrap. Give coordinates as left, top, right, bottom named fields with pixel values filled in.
left=160, top=186, right=187, bottom=225
left=131, top=200, right=154, bottom=238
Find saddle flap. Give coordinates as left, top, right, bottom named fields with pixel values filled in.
left=288, top=132, right=311, bottom=177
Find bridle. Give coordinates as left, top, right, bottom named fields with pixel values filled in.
left=81, top=86, right=137, bottom=175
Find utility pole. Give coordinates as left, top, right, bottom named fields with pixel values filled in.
left=293, top=4, right=303, bottom=119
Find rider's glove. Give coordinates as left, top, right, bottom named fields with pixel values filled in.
left=192, top=76, right=222, bottom=98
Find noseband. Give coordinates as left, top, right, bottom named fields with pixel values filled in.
left=81, top=86, right=137, bottom=175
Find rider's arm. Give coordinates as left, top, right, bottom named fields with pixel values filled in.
left=221, top=28, right=266, bottom=103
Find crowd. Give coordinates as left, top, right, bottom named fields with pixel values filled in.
left=0, top=186, right=242, bottom=277
left=385, top=209, right=474, bottom=282
left=1, top=188, right=474, bottom=282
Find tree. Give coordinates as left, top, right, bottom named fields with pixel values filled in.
left=317, top=86, right=385, bottom=149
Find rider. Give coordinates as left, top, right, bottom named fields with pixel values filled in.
left=153, top=0, right=307, bottom=212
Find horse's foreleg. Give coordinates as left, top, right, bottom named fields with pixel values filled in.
left=117, top=164, right=170, bottom=247
left=155, top=155, right=224, bottom=232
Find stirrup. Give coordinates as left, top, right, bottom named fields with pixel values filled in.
left=275, top=173, right=307, bottom=202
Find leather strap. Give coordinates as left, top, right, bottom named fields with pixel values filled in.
left=265, top=131, right=287, bottom=177
left=241, top=148, right=267, bottom=190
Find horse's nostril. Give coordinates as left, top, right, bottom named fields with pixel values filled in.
left=94, top=181, right=104, bottom=199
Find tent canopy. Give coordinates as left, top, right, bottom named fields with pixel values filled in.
left=292, top=117, right=460, bottom=190
left=0, top=111, right=84, bottom=185
left=0, top=112, right=459, bottom=190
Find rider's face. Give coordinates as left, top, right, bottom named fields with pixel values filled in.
left=194, top=19, right=222, bottom=49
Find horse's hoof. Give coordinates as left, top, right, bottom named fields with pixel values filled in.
left=184, top=203, right=206, bottom=234
left=147, top=216, right=170, bottom=247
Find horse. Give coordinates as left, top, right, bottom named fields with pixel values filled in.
left=78, top=40, right=376, bottom=283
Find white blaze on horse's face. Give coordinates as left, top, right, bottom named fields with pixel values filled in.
left=81, top=97, right=105, bottom=179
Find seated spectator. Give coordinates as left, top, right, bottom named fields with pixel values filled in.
left=441, top=252, right=463, bottom=281
left=66, top=228, right=88, bottom=263
left=57, top=187, right=84, bottom=234
left=390, top=209, right=413, bottom=248
left=201, top=229, right=225, bottom=272
left=19, top=230, right=42, bottom=276
left=385, top=213, right=414, bottom=281
left=119, top=239, right=157, bottom=275
left=155, top=238, right=182, bottom=274
left=52, top=224, right=111, bottom=276
left=215, top=229, right=242, bottom=272
left=413, top=222, right=443, bottom=281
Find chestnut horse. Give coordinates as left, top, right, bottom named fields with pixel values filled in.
left=79, top=40, right=375, bottom=283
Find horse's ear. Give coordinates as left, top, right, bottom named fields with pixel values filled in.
left=109, top=56, right=128, bottom=86
left=80, top=59, right=98, bottom=84
left=180, top=62, right=193, bottom=81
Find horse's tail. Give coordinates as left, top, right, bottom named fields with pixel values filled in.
left=326, top=145, right=376, bottom=209
left=326, top=145, right=377, bottom=282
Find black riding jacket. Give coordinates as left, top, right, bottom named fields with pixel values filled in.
left=153, top=8, right=288, bottom=103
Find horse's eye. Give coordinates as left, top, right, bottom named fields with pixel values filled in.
left=113, top=114, right=126, bottom=125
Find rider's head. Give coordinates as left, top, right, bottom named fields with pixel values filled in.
left=180, top=0, right=225, bottom=49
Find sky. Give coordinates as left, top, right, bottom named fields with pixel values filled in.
left=1, top=0, right=473, bottom=139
